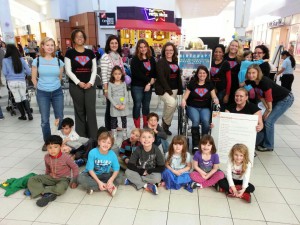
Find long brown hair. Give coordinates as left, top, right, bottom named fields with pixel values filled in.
left=199, top=135, right=217, bottom=154
left=161, top=42, right=178, bottom=62
left=135, top=39, right=152, bottom=60
left=229, top=144, right=250, bottom=176
left=166, top=135, right=188, bottom=165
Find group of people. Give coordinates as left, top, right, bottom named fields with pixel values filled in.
left=0, top=30, right=296, bottom=208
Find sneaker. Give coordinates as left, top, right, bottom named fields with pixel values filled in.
left=124, top=178, right=132, bottom=185
left=86, top=188, right=94, bottom=195
left=75, top=159, right=85, bottom=167
left=191, top=182, right=201, bottom=189
left=158, top=181, right=166, bottom=187
left=42, top=144, right=47, bottom=151
left=192, top=147, right=199, bottom=154
left=18, top=116, right=27, bottom=120
left=241, top=192, right=251, bottom=203
left=0, top=117, right=4, bottom=121
left=107, top=184, right=117, bottom=197
left=214, top=183, right=224, bottom=192
left=184, top=183, right=193, bottom=193
left=145, top=183, right=158, bottom=195
left=23, top=188, right=31, bottom=196
left=36, top=193, right=57, bottom=207
left=256, top=145, right=273, bottom=152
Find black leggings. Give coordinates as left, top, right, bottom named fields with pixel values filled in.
left=281, top=74, right=294, bottom=91
left=111, top=116, right=127, bottom=129
left=218, top=178, right=255, bottom=193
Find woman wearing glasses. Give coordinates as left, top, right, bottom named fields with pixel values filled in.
left=154, top=42, right=183, bottom=135
left=253, top=45, right=271, bottom=79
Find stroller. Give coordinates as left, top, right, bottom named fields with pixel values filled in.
left=6, top=80, right=33, bottom=118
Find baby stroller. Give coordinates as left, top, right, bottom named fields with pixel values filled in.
left=6, top=81, right=33, bottom=119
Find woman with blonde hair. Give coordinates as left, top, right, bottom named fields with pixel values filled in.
left=32, top=37, right=65, bottom=151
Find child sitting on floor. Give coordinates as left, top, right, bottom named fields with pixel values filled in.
left=77, top=131, right=120, bottom=196
left=27, top=135, right=78, bottom=207
left=145, top=112, right=169, bottom=153
left=162, top=135, right=193, bottom=192
left=125, top=129, right=165, bottom=195
left=118, top=128, right=141, bottom=169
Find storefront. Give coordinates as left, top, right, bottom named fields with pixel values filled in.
left=115, top=7, right=181, bottom=49
left=287, top=14, right=300, bottom=64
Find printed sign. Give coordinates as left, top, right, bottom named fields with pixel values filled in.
left=99, top=13, right=116, bottom=26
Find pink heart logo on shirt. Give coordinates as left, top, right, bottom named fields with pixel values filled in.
left=210, top=67, right=219, bottom=76
left=195, top=88, right=208, bottom=97
left=143, top=61, right=151, bottom=71
left=169, top=64, right=178, bottom=73
left=75, top=56, right=90, bottom=66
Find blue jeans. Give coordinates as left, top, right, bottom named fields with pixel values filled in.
left=216, top=89, right=226, bottom=112
left=131, top=86, right=152, bottom=119
left=186, top=106, right=211, bottom=135
left=263, top=93, right=294, bottom=149
left=154, top=136, right=169, bottom=153
left=37, top=87, right=64, bottom=142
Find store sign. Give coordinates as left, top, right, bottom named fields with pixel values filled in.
left=99, top=13, right=116, bottom=26
left=268, top=18, right=285, bottom=28
left=144, top=8, right=168, bottom=22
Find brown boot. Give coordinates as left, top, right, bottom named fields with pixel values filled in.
left=162, top=119, right=172, bottom=135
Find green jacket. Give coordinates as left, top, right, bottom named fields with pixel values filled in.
left=0, top=173, right=36, bottom=196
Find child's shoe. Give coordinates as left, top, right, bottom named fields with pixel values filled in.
left=214, top=183, right=225, bottom=193
left=145, top=183, right=158, bottom=195
left=75, top=159, right=85, bottom=167
left=36, top=193, right=57, bottom=207
left=122, top=128, right=127, bottom=140
left=23, top=188, right=31, bottom=196
left=241, top=192, right=251, bottom=203
left=111, top=129, right=117, bottom=140
left=191, top=182, right=202, bottom=189
left=184, top=183, right=193, bottom=193
left=86, top=188, right=94, bottom=195
left=107, top=184, right=117, bottom=197
left=124, top=178, right=132, bottom=185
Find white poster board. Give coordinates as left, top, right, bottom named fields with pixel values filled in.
left=211, top=112, right=258, bottom=164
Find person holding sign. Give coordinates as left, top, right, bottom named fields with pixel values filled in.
left=226, top=88, right=264, bottom=146
left=181, top=65, right=219, bottom=152
left=210, top=44, right=231, bottom=111
left=155, top=42, right=183, bottom=135
left=245, top=64, right=294, bottom=152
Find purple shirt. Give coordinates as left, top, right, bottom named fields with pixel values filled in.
left=193, top=152, right=220, bottom=172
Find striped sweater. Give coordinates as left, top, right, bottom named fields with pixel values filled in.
left=100, top=53, right=124, bottom=85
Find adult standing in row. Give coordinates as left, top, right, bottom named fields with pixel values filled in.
left=210, top=44, right=231, bottom=111
left=224, top=40, right=242, bottom=105
left=275, top=50, right=295, bottom=91
left=245, top=64, right=294, bottom=152
left=65, top=29, right=98, bottom=140
left=130, top=39, right=156, bottom=128
left=32, top=37, right=65, bottom=151
left=101, top=35, right=125, bottom=131
left=254, top=45, right=270, bottom=79
left=2, top=44, right=32, bottom=120
left=155, top=42, right=183, bottom=135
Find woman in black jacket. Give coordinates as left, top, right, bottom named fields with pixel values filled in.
left=154, top=42, right=183, bottom=135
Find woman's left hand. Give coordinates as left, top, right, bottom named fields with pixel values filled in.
left=263, top=110, right=271, bottom=120
left=144, top=84, right=151, bottom=92
left=84, top=83, right=92, bottom=89
left=223, top=95, right=229, bottom=104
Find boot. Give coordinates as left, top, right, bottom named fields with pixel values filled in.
left=22, top=100, right=33, bottom=120
left=191, top=127, right=200, bottom=154
left=142, top=115, right=148, bottom=128
left=122, top=128, right=127, bottom=140
left=241, top=192, right=251, bottom=203
left=162, top=118, right=172, bottom=135
left=111, top=129, right=117, bottom=141
left=133, top=117, right=141, bottom=128
left=16, top=102, right=27, bottom=120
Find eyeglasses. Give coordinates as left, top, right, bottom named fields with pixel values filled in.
left=254, top=52, right=263, bottom=54
left=165, top=50, right=174, bottom=52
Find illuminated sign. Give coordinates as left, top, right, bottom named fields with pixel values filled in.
left=144, top=8, right=168, bottom=22
left=99, top=13, right=116, bottom=26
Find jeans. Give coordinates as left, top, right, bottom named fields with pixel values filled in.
left=131, top=86, right=152, bottom=119
left=186, top=106, right=211, bottom=135
left=216, top=89, right=226, bottom=112
left=263, top=93, right=294, bottom=149
left=154, top=136, right=169, bottom=153
left=0, top=106, right=3, bottom=119
left=36, top=87, right=64, bottom=142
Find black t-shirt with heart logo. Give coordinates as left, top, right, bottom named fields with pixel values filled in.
left=186, top=80, right=215, bottom=108
left=168, top=61, right=180, bottom=90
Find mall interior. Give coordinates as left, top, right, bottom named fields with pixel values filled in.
left=0, top=0, right=300, bottom=225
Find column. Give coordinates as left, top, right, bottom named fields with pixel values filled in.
left=234, top=0, right=252, bottom=39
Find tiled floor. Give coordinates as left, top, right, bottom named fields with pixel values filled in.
left=0, top=69, right=300, bottom=225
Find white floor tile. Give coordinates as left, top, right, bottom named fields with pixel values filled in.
left=200, top=216, right=233, bottom=225
left=55, top=187, right=86, bottom=204
left=250, top=174, right=276, bottom=188
left=228, top=199, right=264, bottom=220
left=133, top=209, right=167, bottom=225
left=167, top=212, right=200, bottom=225
left=280, top=156, right=300, bottom=166
left=264, top=164, right=293, bottom=176
left=109, top=189, right=142, bottom=209
left=99, top=207, right=136, bottom=225
left=290, top=204, right=300, bottom=222
left=67, top=205, right=106, bottom=225
left=0, top=219, right=32, bottom=225
left=169, top=194, right=199, bottom=214
left=286, top=165, right=300, bottom=177
left=80, top=191, right=112, bottom=206
left=271, top=175, right=300, bottom=189
left=198, top=187, right=226, bottom=199
left=274, top=147, right=297, bottom=157
left=0, top=198, right=22, bottom=218
left=254, top=187, right=286, bottom=204
left=138, top=190, right=169, bottom=211
left=232, top=219, right=267, bottom=225
left=35, top=202, right=77, bottom=224
left=280, top=189, right=300, bottom=205
left=259, top=202, right=299, bottom=224
left=199, top=196, right=231, bottom=218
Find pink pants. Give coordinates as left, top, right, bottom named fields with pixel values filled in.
left=190, top=170, right=224, bottom=188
